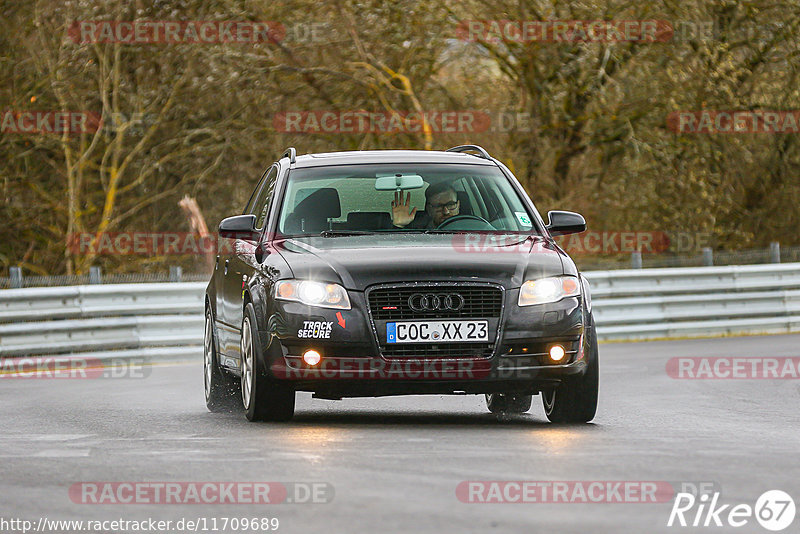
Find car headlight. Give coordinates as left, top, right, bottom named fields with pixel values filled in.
left=274, top=280, right=351, bottom=310
left=518, top=276, right=581, bottom=306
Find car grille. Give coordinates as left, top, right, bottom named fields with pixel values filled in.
left=368, top=285, right=503, bottom=320
left=367, top=284, right=503, bottom=359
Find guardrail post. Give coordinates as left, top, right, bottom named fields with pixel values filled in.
left=89, top=266, right=102, bottom=284
left=702, top=247, right=714, bottom=266
left=770, top=242, right=781, bottom=263
left=630, top=251, right=642, bottom=269
left=169, top=265, right=183, bottom=282
left=9, top=266, right=23, bottom=289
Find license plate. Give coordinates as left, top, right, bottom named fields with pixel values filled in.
left=386, top=320, right=489, bottom=344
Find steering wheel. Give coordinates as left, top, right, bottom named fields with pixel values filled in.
left=435, top=214, right=495, bottom=231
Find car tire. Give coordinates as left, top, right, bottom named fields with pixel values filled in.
left=542, top=321, right=599, bottom=423
left=241, top=302, right=295, bottom=422
left=204, top=309, right=242, bottom=412
left=486, top=393, right=533, bottom=414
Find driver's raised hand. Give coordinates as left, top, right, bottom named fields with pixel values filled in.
left=391, top=191, right=417, bottom=227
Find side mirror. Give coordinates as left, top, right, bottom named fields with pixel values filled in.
left=219, top=214, right=259, bottom=241
left=546, top=210, right=586, bottom=236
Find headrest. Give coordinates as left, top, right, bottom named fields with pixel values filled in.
left=346, top=211, right=392, bottom=230
left=293, top=188, right=341, bottom=219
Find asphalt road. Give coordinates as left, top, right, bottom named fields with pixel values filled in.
left=1, top=334, right=799, bottom=534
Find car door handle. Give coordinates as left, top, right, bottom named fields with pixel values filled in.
left=224, top=259, right=230, bottom=275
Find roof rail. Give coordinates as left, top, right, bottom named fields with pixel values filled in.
left=282, top=147, right=297, bottom=164
left=445, top=145, right=492, bottom=160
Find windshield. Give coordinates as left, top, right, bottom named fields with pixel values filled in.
left=276, top=163, right=539, bottom=237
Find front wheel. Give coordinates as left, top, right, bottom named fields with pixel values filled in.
left=241, top=303, right=295, bottom=422
left=542, top=323, right=599, bottom=423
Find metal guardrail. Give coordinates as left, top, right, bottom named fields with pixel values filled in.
left=0, top=270, right=210, bottom=289
left=1, top=264, right=799, bottom=360
left=586, top=263, right=800, bottom=339
left=0, top=283, right=205, bottom=360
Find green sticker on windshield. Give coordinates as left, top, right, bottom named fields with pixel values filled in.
left=515, top=211, right=532, bottom=227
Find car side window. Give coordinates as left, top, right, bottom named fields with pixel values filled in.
left=250, top=166, right=278, bottom=230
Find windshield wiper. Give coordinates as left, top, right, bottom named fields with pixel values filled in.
left=421, top=229, right=507, bottom=234
left=318, top=230, right=376, bottom=237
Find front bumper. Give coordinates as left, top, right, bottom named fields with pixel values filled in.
left=263, top=285, right=587, bottom=396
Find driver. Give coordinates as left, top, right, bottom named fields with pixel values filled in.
left=391, top=181, right=460, bottom=228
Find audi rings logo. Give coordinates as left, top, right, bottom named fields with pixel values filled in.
left=408, top=293, right=465, bottom=312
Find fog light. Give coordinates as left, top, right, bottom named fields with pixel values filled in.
left=303, top=349, right=321, bottom=366
left=549, top=345, right=566, bottom=362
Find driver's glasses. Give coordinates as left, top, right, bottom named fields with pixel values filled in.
left=432, top=200, right=458, bottom=212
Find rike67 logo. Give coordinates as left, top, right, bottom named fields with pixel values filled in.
left=668, top=490, right=795, bottom=531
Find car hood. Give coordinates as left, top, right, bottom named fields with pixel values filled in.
left=275, top=234, right=565, bottom=291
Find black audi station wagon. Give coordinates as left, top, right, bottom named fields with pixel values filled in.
left=204, top=146, right=598, bottom=422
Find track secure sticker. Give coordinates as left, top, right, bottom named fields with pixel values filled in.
left=297, top=321, right=333, bottom=339
left=515, top=211, right=532, bottom=227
